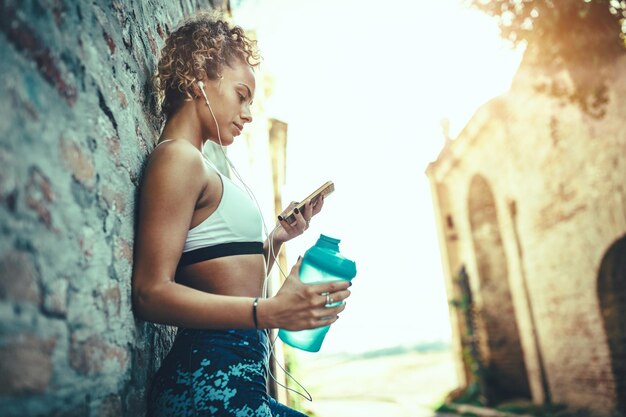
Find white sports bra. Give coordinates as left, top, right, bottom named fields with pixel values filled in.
left=154, top=140, right=265, bottom=267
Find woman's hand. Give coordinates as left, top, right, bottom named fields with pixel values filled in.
left=272, top=196, right=325, bottom=245
left=257, top=257, right=351, bottom=330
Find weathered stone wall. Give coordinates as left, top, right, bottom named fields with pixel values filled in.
left=0, top=1, right=227, bottom=416
left=427, top=54, right=626, bottom=415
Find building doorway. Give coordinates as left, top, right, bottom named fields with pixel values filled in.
left=598, top=234, right=626, bottom=416
left=468, top=175, right=531, bottom=403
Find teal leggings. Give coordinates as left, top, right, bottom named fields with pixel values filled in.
left=147, top=328, right=308, bottom=417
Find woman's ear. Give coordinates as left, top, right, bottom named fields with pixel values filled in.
left=192, top=78, right=207, bottom=99
left=192, top=70, right=209, bottom=98
left=193, top=75, right=224, bottom=100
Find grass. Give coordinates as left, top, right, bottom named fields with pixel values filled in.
left=435, top=392, right=604, bottom=417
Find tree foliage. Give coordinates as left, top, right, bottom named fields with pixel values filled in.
left=467, top=0, right=626, bottom=117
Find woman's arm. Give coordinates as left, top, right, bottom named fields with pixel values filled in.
left=131, top=141, right=256, bottom=328
left=263, top=233, right=284, bottom=274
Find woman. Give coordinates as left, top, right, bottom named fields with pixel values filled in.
left=131, top=12, right=352, bottom=417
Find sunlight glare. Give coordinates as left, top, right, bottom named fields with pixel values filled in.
left=233, top=0, right=524, bottom=353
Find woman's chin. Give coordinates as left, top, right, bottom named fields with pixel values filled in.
left=207, top=136, right=234, bottom=147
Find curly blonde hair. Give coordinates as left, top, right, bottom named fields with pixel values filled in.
left=152, top=11, right=261, bottom=119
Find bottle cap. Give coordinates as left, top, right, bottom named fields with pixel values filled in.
left=305, top=234, right=357, bottom=279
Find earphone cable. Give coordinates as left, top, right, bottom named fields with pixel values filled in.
left=198, top=81, right=313, bottom=400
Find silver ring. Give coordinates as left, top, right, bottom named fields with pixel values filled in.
left=305, top=219, right=310, bottom=227
left=324, top=293, right=334, bottom=307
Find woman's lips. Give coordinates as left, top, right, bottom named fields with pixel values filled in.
left=233, top=123, right=243, bottom=136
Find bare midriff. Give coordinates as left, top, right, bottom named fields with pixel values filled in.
left=175, top=254, right=267, bottom=298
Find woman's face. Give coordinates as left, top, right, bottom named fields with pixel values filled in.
left=199, top=60, right=256, bottom=146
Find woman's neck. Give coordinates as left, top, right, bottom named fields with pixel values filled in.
left=160, top=101, right=206, bottom=151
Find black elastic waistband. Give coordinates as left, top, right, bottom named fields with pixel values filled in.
left=178, top=241, right=264, bottom=268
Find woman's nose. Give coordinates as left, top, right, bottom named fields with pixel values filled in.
left=242, top=104, right=253, bottom=123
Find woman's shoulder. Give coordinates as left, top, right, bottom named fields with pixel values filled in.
left=147, top=140, right=205, bottom=172
left=142, top=140, right=207, bottom=191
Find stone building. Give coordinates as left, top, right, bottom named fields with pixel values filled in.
left=0, top=1, right=292, bottom=415
left=426, top=48, right=626, bottom=416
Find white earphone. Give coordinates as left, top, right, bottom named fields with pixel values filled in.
left=196, top=80, right=213, bottom=116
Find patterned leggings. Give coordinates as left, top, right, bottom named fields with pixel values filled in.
left=147, top=328, right=309, bottom=417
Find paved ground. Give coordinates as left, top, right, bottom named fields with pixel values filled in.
left=289, top=349, right=459, bottom=417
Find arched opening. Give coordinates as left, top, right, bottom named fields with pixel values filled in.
left=435, top=181, right=472, bottom=385
left=468, top=175, right=531, bottom=403
left=598, top=234, right=626, bottom=416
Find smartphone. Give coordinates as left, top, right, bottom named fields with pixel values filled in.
left=280, top=181, right=334, bottom=224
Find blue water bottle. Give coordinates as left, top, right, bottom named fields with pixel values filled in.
left=278, top=234, right=357, bottom=352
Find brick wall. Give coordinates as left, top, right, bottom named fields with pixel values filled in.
left=0, top=1, right=226, bottom=416
left=427, top=53, right=626, bottom=415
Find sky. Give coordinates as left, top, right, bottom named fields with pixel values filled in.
left=232, top=0, right=525, bottom=354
